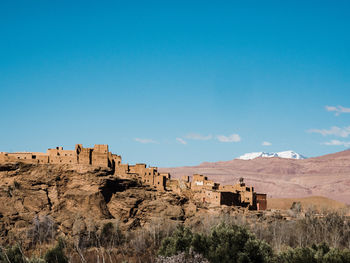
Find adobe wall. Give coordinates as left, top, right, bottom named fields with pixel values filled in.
left=93, top=144, right=108, bottom=153
left=219, top=182, right=255, bottom=206
left=154, top=175, right=166, bottom=190
left=193, top=174, right=208, bottom=182
left=256, top=193, right=267, bottom=210
left=147, top=167, right=158, bottom=176
left=115, top=164, right=130, bottom=175
left=78, top=148, right=91, bottom=165
left=167, top=179, right=181, bottom=194
left=240, top=191, right=254, bottom=206
left=219, top=183, right=254, bottom=193
left=191, top=174, right=208, bottom=191
left=47, top=148, right=76, bottom=164
left=75, top=144, right=113, bottom=167
left=160, top=173, right=171, bottom=180
left=129, top=164, right=147, bottom=175
left=196, top=190, right=221, bottom=206
left=91, top=152, right=109, bottom=167
left=2, top=153, right=48, bottom=164
left=143, top=174, right=154, bottom=185
left=0, top=144, right=116, bottom=168
left=49, top=155, right=76, bottom=164
left=91, top=144, right=110, bottom=167
left=191, top=174, right=219, bottom=191
left=47, top=148, right=75, bottom=158
left=36, top=155, right=49, bottom=163
left=110, top=154, right=121, bottom=167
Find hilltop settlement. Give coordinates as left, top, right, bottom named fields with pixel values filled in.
left=0, top=144, right=267, bottom=210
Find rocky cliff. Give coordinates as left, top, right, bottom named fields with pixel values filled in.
left=0, top=162, right=202, bottom=248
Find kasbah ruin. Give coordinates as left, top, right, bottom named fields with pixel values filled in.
left=0, top=144, right=267, bottom=210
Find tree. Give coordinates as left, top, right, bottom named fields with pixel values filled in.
left=158, top=223, right=275, bottom=263
left=158, top=225, right=193, bottom=257
left=44, top=239, right=68, bottom=263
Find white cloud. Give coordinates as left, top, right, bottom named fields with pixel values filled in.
left=176, top=138, right=187, bottom=145
left=262, top=141, right=272, bottom=146
left=325, top=105, right=350, bottom=116
left=308, top=126, right=350, bottom=138
left=216, top=134, right=241, bottom=143
left=185, top=133, right=212, bottom=140
left=322, top=140, right=350, bottom=147
left=134, top=138, right=157, bottom=144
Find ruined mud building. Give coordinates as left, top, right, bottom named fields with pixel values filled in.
left=0, top=144, right=267, bottom=210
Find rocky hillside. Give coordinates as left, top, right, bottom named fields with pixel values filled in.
left=0, top=162, right=202, bottom=247
left=161, top=150, right=350, bottom=205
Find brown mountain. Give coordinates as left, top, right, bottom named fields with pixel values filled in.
left=160, top=150, right=350, bottom=205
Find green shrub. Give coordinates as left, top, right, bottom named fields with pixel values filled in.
left=276, top=243, right=350, bottom=263
left=44, top=239, right=68, bottom=263
left=28, top=257, right=46, bottom=263
left=156, top=250, right=210, bottom=263
left=0, top=245, right=26, bottom=263
left=158, top=225, right=193, bottom=256
left=323, top=248, right=350, bottom=263
left=100, top=222, right=125, bottom=248
left=158, top=223, right=274, bottom=263
left=277, top=247, right=316, bottom=263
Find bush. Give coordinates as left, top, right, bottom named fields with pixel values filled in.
left=0, top=245, right=48, bottom=263
left=323, top=248, right=350, bottom=263
left=158, top=225, right=193, bottom=257
left=44, top=239, right=68, bottom=263
left=203, top=224, right=274, bottom=263
left=100, top=222, right=125, bottom=248
left=276, top=243, right=350, bottom=263
left=28, top=257, right=46, bottom=263
left=0, top=245, right=26, bottom=263
left=277, top=247, right=317, bottom=263
left=156, top=249, right=210, bottom=263
left=159, top=223, right=274, bottom=263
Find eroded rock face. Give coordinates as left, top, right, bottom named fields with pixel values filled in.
left=0, top=162, right=190, bottom=246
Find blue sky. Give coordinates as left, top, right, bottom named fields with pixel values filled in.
left=1, top=1, right=350, bottom=166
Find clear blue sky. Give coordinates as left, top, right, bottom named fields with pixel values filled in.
left=1, top=1, right=350, bottom=166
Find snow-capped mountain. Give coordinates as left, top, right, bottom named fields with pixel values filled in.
left=237, top=151, right=306, bottom=160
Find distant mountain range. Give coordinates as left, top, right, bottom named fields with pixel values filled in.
left=237, top=150, right=306, bottom=160
left=160, top=150, right=350, bottom=205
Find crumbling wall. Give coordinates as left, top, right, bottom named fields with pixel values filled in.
left=91, top=144, right=109, bottom=167
left=77, top=147, right=91, bottom=165
left=154, top=175, right=166, bottom=190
